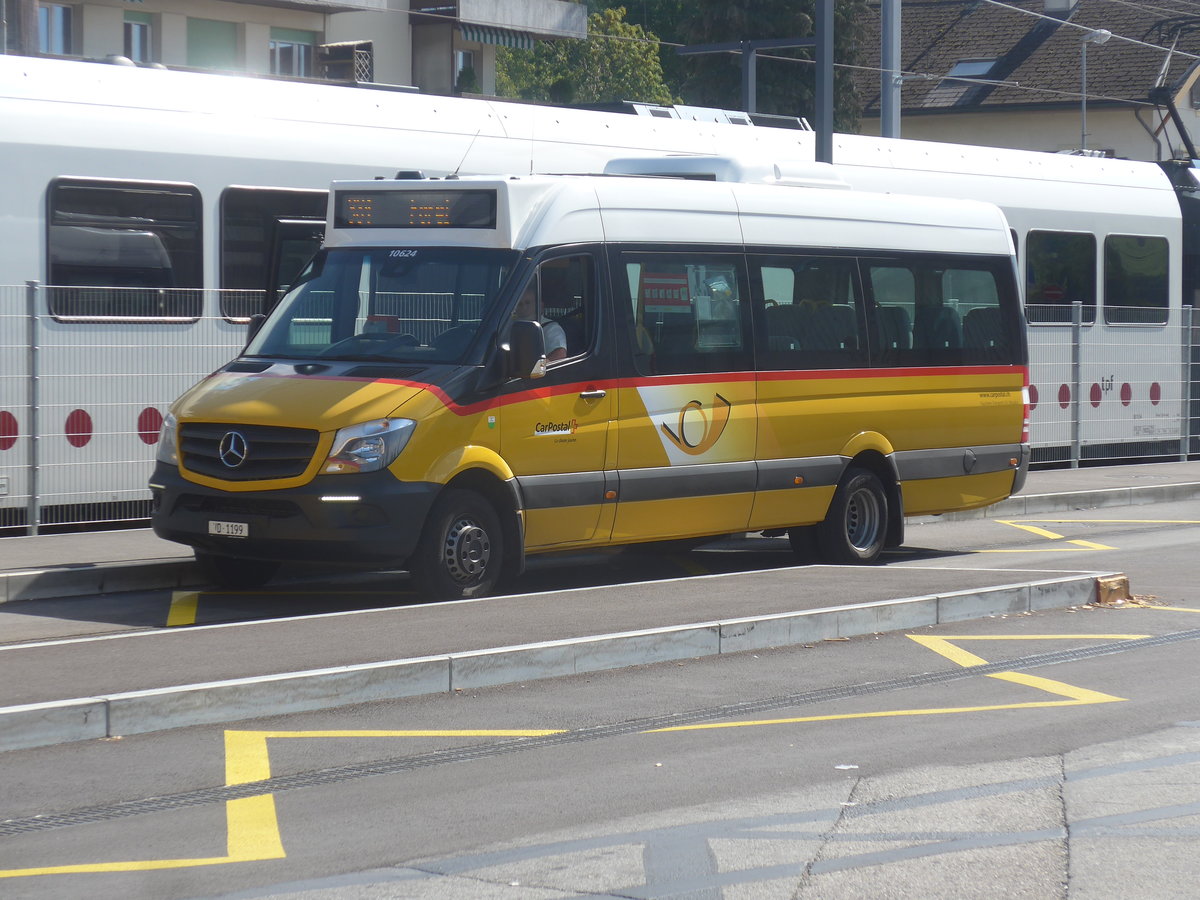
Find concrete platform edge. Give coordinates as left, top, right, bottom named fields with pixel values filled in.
left=0, top=571, right=1115, bottom=754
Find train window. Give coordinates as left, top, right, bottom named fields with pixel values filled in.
left=1104, top=235, right=1168, bottom=325
left=1025, top=230, right=1096, bottom=324
left=621, top=253, right=750, bottom=376
left=47, top=178, right=202, bottom=320
left=220, top=187, right=327, bottom=320
left=752, top=255, right=866, bottom=370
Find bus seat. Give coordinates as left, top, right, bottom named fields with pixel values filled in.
left=914, top=306, right=962, bottom=350
left=878, top=305, right=911, bottom=350
left=964, top=306, right=1003, bottom=350
left=804, top=303, right=857, bottom=351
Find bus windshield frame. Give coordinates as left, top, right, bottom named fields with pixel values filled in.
left=245, top=246, right=520, bottom=365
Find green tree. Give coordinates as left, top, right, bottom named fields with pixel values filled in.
left=664, top=0, right=865, bottom=131
left=496, top=7, right=675, bottom=106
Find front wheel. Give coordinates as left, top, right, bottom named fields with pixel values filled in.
left=409, top=489, right=504, bottom=600
left=818, top=468, right=888, bottom=564
left=194, top=551, right=279, bottom=589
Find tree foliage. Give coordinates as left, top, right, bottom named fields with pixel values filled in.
left=626, top=0, right=866, bottom=131
left=496, top=7, right=674, bottom=106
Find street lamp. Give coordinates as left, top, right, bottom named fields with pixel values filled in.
left=1081, top=28, right=1112, bottom=150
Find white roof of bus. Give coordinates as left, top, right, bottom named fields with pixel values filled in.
left=324, top=174, right=1014, bottom=258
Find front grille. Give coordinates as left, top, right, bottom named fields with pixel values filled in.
left=180, top=422, right=319, bottom=481
left=177, top=494, right=301, bottom=519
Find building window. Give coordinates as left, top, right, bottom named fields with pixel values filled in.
left=455, top=49, right=478, bottom=93
left=38, top=4, right=73, bottom=56
left=187, top=18, right=239, bottom=71
left=124, top=12, right=153, bottom=64
left=270, top=28, right=317, bottom=77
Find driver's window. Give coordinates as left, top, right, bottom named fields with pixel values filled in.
left=513, top=255, right=595, bottom=364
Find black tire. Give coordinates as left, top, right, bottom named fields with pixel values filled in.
left=195, top=551, right=279, bottom=589
left=786, top=524, right=819, bottom=563
left=409, top=489, right=504, bottom=600
left=818, top=467, right=888, bottom=564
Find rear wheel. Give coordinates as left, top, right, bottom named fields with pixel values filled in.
left=818, top=468, right=888, bottom=564
left=194, top=551, right=279, bottom=589
left=409, top=489, right=504, bottom=600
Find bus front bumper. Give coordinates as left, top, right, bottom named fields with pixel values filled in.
left=149, top=463, right=437, bottom=566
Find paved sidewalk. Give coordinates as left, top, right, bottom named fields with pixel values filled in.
left=2, top=460, right=1199, bottom=604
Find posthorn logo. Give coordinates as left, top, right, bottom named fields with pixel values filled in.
left=218, top=431, right=249, bottom=468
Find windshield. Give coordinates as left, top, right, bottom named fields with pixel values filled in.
left=246, top=247, right=520, bottom=364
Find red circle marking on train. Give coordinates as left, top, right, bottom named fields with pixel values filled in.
left=1120, top=383, right=1132, bottom=407
left=1057, top=384, right=1071, bottom=409
left=1150, top=383, right=1162, bottom=405
left=0, top=411, right=17, bottom=451
left=65, top=409, right=93, bottom=448
left=1089, top=383, right=1102, bottom=408
left=138, top=407, right=164, bottom=445
left=1028, top=384, right=1039, bottom=410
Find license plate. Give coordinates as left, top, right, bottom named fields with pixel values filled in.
left=208, top=520, right=249, bottom=539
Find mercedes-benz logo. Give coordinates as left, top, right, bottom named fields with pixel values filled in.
left=218, top=431, right=249, bottom=468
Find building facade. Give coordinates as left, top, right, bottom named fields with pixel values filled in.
left=1, top=0, right=586, bottom=96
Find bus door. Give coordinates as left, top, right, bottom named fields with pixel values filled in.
left=610, top=251, right=757, bottom=543
left=499, top=251, right=616, bottom=548
left=748, top=253, right=870, bottom=532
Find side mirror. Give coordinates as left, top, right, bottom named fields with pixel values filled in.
left=244, top=313, right=266, bottom=349
left=508, top=320, right=548, bottom=379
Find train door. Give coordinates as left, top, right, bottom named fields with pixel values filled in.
left=499, top=250, right=615, bottom=548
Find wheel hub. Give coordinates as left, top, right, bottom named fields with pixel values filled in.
left=443, top=516, right=491, bottom=583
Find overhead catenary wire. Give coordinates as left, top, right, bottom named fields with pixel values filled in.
left=369, top=2, right=1195, bottom=111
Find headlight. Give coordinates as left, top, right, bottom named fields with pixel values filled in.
left=322, top=418, right=415, bottom=474
left=155, top=412, right=178, bottom=465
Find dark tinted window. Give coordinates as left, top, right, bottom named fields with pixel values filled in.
left=48, top=178, right=202, bottom=319
left=621, top=253, right=750, bottom=376
left=1026, top=230, right=1096, bottom=324
left=753, top=255, right=865, bottom=370
left=221, top=187, right=326, bottom=319
left=1104, top=235, right=1168, bottom=324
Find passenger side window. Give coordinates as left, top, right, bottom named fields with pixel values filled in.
left=621, top=253, right=749, bottom=376
left=867, top=258, right=1017, bottom=366
left=753, top=255, right=865, bottom=370
left=47, top=178, right=203, bottom=320
left=514, top=254, right=596, bottom=364
left=1026, top=230, right=1097, bottom=324
left=1104, top=235, right=1168, bottom=325
left=220, top=187, right=327, bottom=320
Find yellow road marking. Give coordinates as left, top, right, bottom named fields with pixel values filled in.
left=650, top=634, right=1140, bottom=734
left=992, top=520, right=1116, bottom=551
left=166, top=592, right=199, bottom=628
left=997, top=520, right=1065, bottom=540
left=0, top=631, right=1153, bottom=878
left=1155, top=606, right=1200, bottom=613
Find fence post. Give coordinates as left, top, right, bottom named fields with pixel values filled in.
left=1071, top=300, right=1082, bottom=468
left=25, top=281, right=41, bottom=536
left=1186, top=305, right=1196, bottom=461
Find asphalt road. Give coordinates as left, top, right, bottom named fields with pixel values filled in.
left=1, top=498, right=1199, bottom=899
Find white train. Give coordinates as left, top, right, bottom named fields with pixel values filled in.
left=1, top=54, right=1194, bottom=531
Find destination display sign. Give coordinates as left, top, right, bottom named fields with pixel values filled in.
left=334, top=189, right=497, bottom=229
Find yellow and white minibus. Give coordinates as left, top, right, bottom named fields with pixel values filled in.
left=150, top=161, right=1029, bottom=598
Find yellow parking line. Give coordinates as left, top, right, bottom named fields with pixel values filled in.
left=166, top=592, right=199, bottom=627
left=996, top=520, right=1065, bottom=540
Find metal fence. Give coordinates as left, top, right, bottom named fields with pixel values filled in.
left=1, top=285, right=1197, bottom=535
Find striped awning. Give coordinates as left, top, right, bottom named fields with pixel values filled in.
left=458, top=23, right=535, bottom=50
